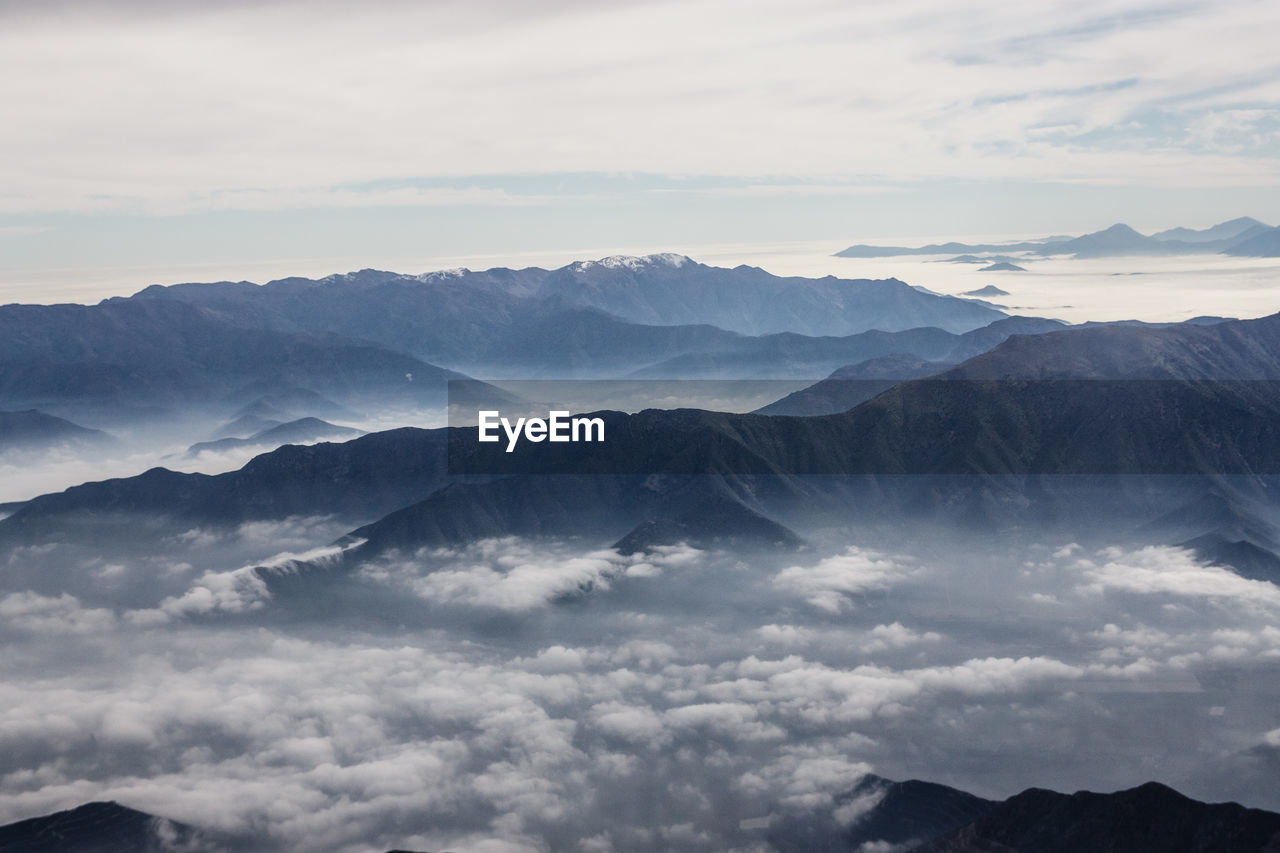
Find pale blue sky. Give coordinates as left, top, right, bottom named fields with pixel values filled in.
left=2, top=0, right=1279, bottom=291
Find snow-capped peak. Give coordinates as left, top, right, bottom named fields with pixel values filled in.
left=573, top=253, right=691, bottom=272
left=415, top=267, right=469, bottom=281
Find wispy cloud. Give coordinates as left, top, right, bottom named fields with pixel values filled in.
left=2, top=0, right=1279, bottom=215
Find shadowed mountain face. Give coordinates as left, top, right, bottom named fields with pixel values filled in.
left=752, top=354, right=952, bottom=416
left=0, top=428, right=452, bottom=547
left=0, top=801, right=209, bottom=853
left=625, top=316, right=1065, bottom=380
left=943, top=311, right=1280, bottom=380
left=912, top=781, right=1280, bottom=852
left=768, top=775, right=996, bottom=852
left=0, top=299, right=463, bottom=411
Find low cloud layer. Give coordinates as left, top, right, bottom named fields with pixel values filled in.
left=2, top=535, right=1279, bottom=850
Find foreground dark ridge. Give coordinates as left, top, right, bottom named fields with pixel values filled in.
left=0, top=801, right=208, bottom=853
left=7, top=778, right=1277, bottom=853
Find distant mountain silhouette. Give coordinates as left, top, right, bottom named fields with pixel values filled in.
left=836, top=217, right=1276, bottom=259
left=188, top=417, right=362, bottom=455
left=1223, top=225, right=1280, bottom=257
left=1153, top=216, right=1269, bottom=243
left=978, top=262, right=1024, bottom=271
left=0, top=409, right=114, bottom=452
left=127, top=256, right=1006, bottom=363
left=962, top=285, right=1010, bottom=297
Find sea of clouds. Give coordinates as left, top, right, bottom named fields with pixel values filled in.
left=2, top=529, right=1279, bottom=851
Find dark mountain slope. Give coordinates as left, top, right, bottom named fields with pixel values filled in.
left=912, top=781, right=1280, bottom=852
left=945, top=311, right=1280, bottom=380
left=628, top=316, right=1065, bottom=379
left=769, top=775, right=996, bottom=853
left=753, top=354, right=951, bottom=416
left=11, top=314, right=1280, bottom=556
left=0, top=299, right=462, bottom=409
left=343, top=470, right=801, bottom=561
left=0, top=801, right=212, bottom=853
left=0, top=428, right=452, bottom=545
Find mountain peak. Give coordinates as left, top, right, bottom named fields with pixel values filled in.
left=416, top=267, right=470, bottom=281
left=573, top=253, right=693, bottom=272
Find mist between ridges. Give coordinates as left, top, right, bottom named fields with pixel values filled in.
left=446, top=378, right=1280, bottom=476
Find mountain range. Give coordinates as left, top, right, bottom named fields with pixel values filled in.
left=0, top=257, right=1016, bottom=428
left=9, top=311, right=1280, bottom=589
left=837, top=216, right=1280, bottom=258
left=8, top=777, right=1276, bottom=853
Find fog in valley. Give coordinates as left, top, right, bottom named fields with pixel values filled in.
left=3, top=510, right=1279, bottom=851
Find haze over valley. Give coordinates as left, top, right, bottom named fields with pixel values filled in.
left=5, top=0, right=1280, bottom=849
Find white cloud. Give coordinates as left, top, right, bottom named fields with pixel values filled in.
left=773, top=547, right=911, bottom=613
left=0, top=591, right=116, bottom=635
left=379, top=538, right=701, bottom=612
left=3, top=0, right=1279, bottom=215
left=1077, top=545, right=1280, bottom=608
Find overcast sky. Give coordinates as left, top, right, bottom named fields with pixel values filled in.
left=2, top=0, right=1279, bottom=289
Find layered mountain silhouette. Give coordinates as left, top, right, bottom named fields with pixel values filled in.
left=837, top=216, right=1278, bottom=258
left=9, top=311, right=1280, bottom=576
left=187, top=417, right=362, bottom=455
left=12, top=311, right=1280, bottom=558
